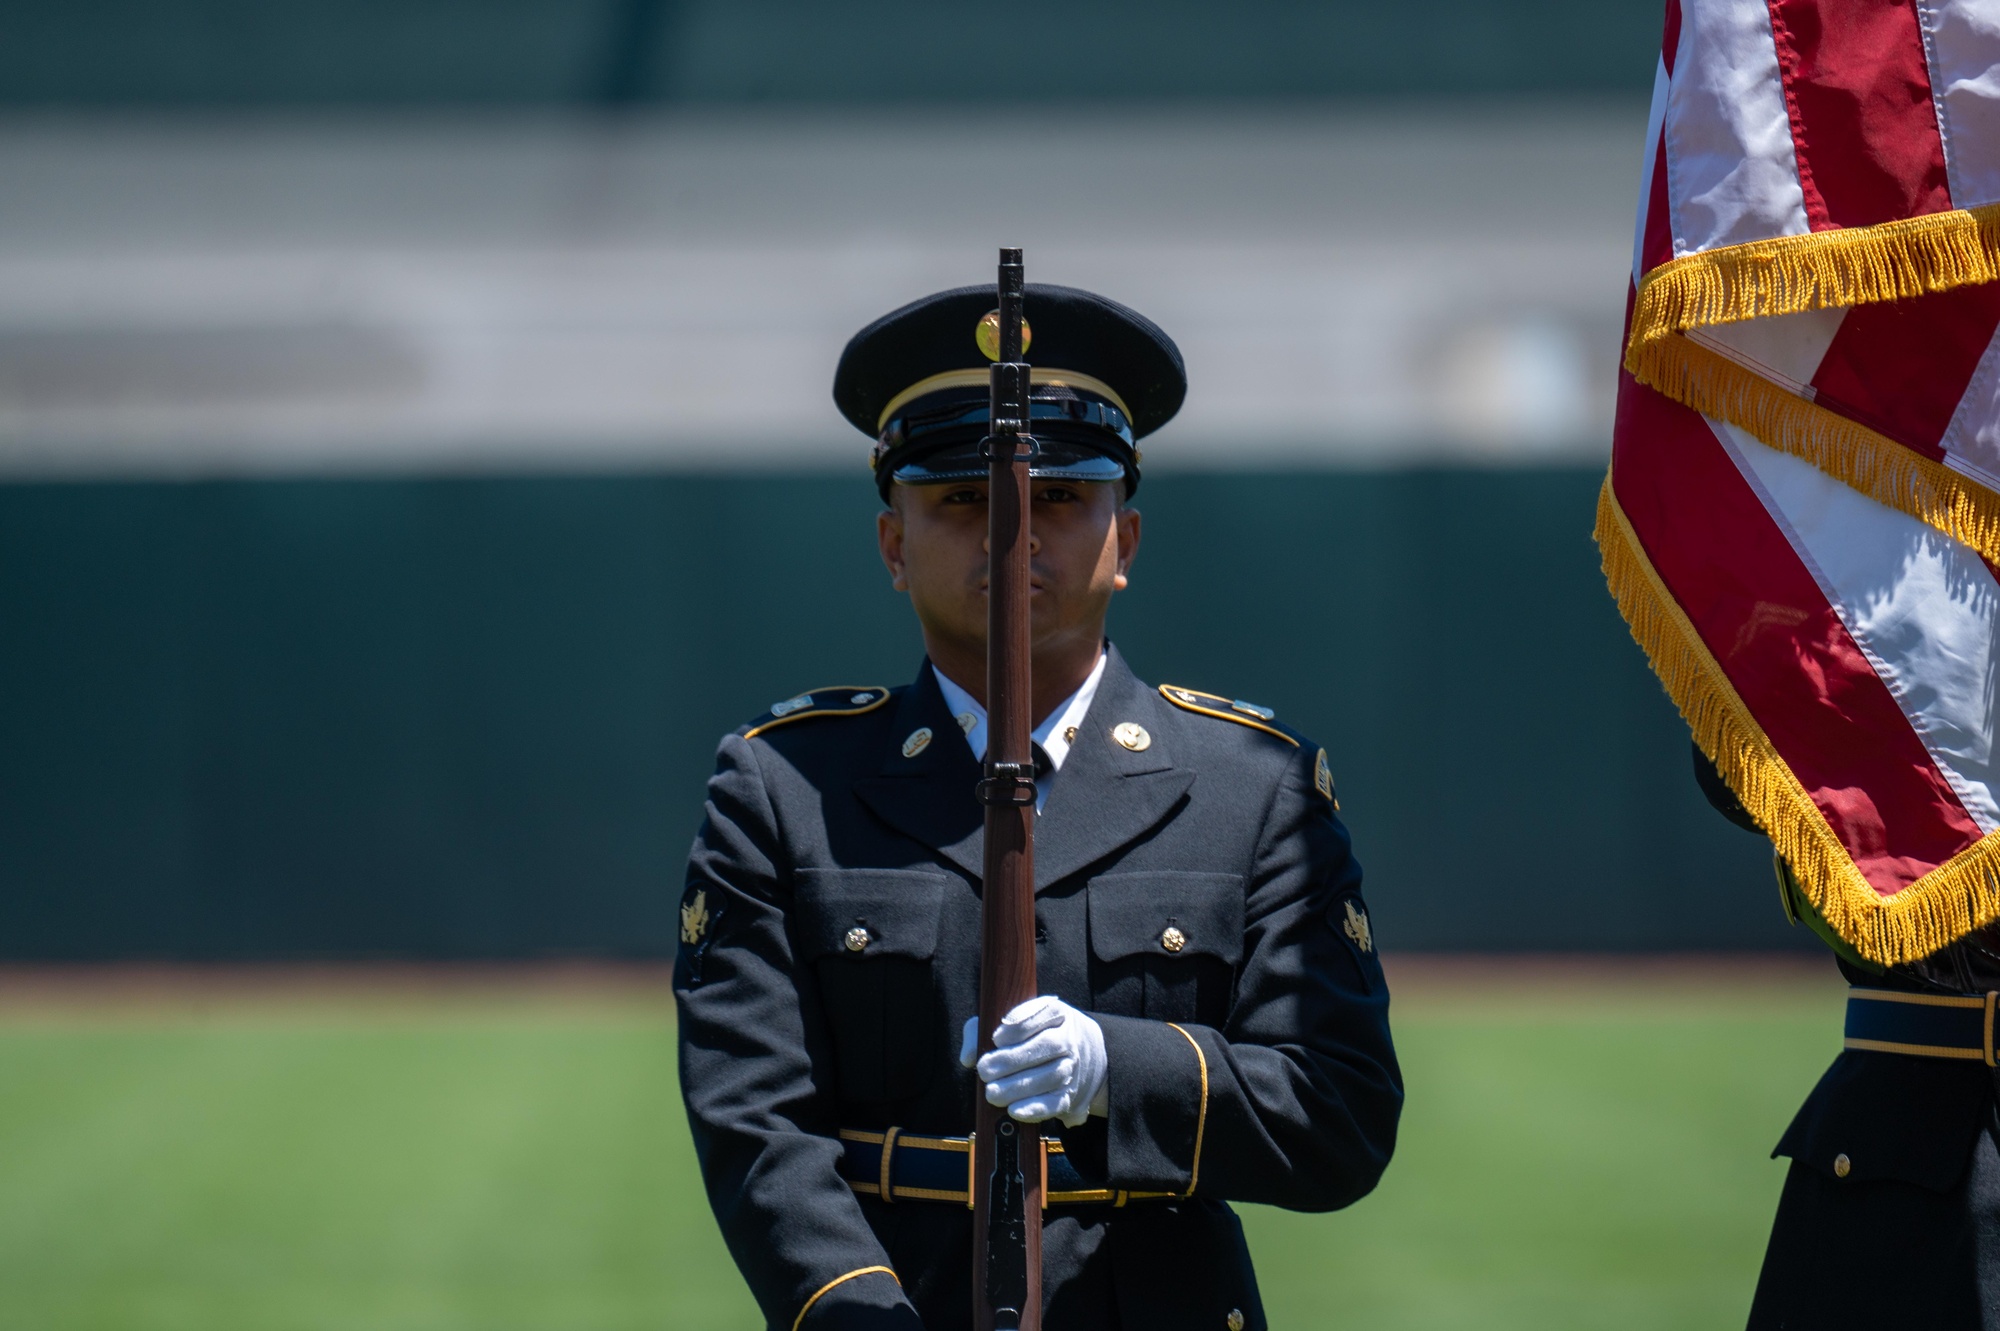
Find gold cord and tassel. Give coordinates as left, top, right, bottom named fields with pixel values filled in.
left=1627, top=203, right=2000, bottom=362
left=1628, top=331, right=2000, bottom=562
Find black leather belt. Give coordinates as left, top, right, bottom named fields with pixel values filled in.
left=1845, top=987, right=2000, bottom=1063
left=836, top=1127, right=1177, bottom=1207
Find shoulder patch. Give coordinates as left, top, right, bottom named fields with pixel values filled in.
left=1157, top=685, right=1300, bottom=747
left=743, top=686, right=891, bottom=739
left=1313, top=747, right=1339, bottom=807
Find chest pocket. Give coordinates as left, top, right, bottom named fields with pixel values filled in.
left=794, top=868, right=949, bottom=1106
left=1087, top=871, right=1245, bottom=1026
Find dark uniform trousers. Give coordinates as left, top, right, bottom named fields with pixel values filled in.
left=675, top=648, right=1402, bottom=1331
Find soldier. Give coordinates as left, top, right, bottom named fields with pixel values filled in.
left=675, top=282, right=1402, bottom=1331
left=1694, top=748, right=2000, bottom=1329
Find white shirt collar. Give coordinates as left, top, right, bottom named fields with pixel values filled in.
left=933, top=652, right=1108, bottom=810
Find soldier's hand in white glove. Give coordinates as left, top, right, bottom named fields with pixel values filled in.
left=958, top=995, right=1108, bottom=1128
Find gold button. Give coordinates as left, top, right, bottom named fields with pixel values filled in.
left=1161, top=926, right=1187, bottom=953
left=844, top=927, right=871, bottom=953
left=1112, top=722, right=1152, bottom=751
left=1833, top=1152, right=1851, bottom=1178
left=1226, top=1312, right=1245, bottom=1331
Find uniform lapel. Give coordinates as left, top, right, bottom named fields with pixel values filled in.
left=851, top=650, right=1194, bottom=888
left=851, top=662, right=986, bottom=880
left=1033, top=646, right=1194, bottom=891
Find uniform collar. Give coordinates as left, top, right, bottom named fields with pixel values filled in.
left=852, top=645, right=1193, bottom=890
left=932, top=651, right=1108, bottom=811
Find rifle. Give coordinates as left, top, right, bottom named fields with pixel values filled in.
left=970, top=247, right=1042, bottom=1331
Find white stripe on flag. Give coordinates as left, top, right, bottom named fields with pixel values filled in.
left=1665, top=0, right=1810, bottom=255
left=1688, top=306, right=1847, bottom=395
left=1916, top=0, right=2000, bottom=210
left=1940, top=320, right=2000, bottom=493
left=1716, top=419, right=2000, bottom=834
left=1633, top=56, right=1672, bottom=283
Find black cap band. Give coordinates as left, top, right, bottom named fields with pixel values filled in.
left=873, top=385, right=1139, bottom=501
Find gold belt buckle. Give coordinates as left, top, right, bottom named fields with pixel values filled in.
left=879, top=1126, right=900, bottom=1203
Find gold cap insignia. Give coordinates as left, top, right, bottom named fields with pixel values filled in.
left=1314, top=748, right=1335, bottom=804
left=680, top=889, right=710, bottom=946
left=976, top=309, right=1032, bottom=362
left=902, top=727, right=934, bottom=758
left=1341, top=899, right=1373, bottom=954
left=1112, top=722, right=1151, bottom=751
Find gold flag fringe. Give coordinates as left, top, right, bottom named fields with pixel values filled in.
left=1594, top=475, right=2000, bottom=966
left=1626, top=203, right=2000, bottom=367
left=1628, top=331, right=2000, bottom=563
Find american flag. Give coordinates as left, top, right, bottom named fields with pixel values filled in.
left=1602, top=0, right=2000, bottom=963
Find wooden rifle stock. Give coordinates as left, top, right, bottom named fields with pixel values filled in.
left=970, top=247, right=1042, bottom=1331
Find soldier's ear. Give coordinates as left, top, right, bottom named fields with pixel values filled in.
left=1113, top=504, right=1141, bottom=589
left=878, top=506, right=910, bottom=591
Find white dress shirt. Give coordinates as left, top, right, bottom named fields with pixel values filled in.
left=933, top=651, right=1108, bottom=813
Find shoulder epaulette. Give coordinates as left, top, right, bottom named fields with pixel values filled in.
left=1158, top=685, right=1300, bottom=747
left=744, top=686, right=892, bottom=739
left=1159, top=685, right=1338, bottom=805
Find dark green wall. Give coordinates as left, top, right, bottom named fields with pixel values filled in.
left=0, top=470, right=1793, bottom=960
left=0, top=1, right=1662, bottom=106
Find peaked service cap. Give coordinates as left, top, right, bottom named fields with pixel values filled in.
left=834, top=283, right=1185, bottom=500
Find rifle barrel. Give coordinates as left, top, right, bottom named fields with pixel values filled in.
left=971, top=246, right=1043, bottom=1331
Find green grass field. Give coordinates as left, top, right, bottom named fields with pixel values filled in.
left=0, top=962, right=1843, bottom=1331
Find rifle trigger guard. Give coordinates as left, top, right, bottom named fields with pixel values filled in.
left=976, top=761, right=1038, bottom=806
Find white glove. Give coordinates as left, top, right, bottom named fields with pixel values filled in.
left=958, top=995, right=1108, bottom=1128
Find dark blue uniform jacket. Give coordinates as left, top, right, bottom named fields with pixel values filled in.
left=1694, top=747, right=2000, bottom=1327
left=676, top=647, right=1402, bottom=1331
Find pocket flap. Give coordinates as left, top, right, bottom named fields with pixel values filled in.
left=1088, top=871, right=1245, bottom=965
left=794, top=868, right=949, bottom=961
left=1776, top=1050, right=1993, bottom=1192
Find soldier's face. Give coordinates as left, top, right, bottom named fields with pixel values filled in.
left=877, top=479, right=1141, bottom=660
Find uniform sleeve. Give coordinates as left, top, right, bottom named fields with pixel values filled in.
left=1093, top=741, right=1403, bottom=1211
left=675, top=733, right=921, bottom=1330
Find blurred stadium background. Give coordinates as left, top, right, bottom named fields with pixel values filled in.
left=0, top=3, right=1837, bottom=1328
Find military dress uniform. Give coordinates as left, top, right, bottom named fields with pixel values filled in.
left=673, top=284, right=1402, bottom=1331
left=1695, top=751, right=2000, bottom=1328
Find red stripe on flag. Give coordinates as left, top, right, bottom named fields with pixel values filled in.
left=1662, top=0, right=1682, bottom=78
left=1766, top=0, right=1951, bottom=229
left=1613, top=373, right=1983, bottom=891
left=1809, top=282, right=2000, bottom=458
